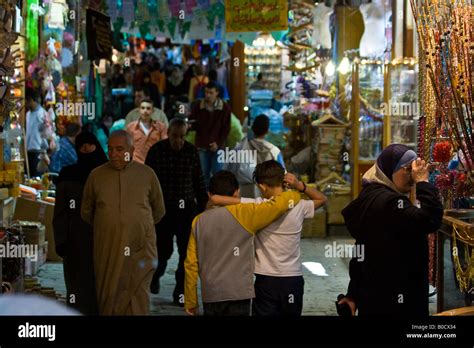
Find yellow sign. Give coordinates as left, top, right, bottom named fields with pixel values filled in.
left=226, top=0, right=288, bottom=32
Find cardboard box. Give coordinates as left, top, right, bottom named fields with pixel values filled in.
left=327, top=194, right=351, bottom=224
left=20, top=222, right=46, bottom=248
left=13, top=198, right=61, bottom=261
left=302, top=207, right=327, bottom=238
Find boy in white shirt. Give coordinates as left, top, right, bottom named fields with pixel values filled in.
left=209, top=160, right=327, bottom=316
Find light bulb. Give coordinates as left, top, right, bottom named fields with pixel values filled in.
left=325, top=61, right=335, bottom=76
left=338, top=57, right=351, bottom=75
left=295, top=61, right=305, bottom=70
left=266, top=37, right=275, bottom=47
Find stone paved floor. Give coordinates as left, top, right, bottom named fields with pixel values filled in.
left=36, top=236, right=437, bottom=315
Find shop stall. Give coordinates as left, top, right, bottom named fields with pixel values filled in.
left=410, top=0, right=473, bottom=313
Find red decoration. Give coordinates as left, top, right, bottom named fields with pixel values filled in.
left=433, top=141, right=452, bottom=163
left=435, top=173, right=453, bottom=190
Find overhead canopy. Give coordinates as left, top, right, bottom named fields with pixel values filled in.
left=106, top=0, right=288, bottom=45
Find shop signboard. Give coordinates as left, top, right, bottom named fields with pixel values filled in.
left=86, top=8, right=113, bottom=61
left=225, top=0, right=288, bottom=32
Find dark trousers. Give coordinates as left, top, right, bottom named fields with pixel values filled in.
left=27, top=151, right=41, bottom=177
left=252, top=274, right=304, bottom=316
left=203, top=299, right=251, bottom=316
left=151, top=203, right=196, bottom=298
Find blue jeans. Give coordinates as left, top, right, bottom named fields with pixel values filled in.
left=199, top=149, right=223, bottom=188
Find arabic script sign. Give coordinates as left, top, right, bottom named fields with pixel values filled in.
left=225, top=0, right=288, bottom=32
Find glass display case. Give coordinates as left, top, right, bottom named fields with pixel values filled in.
left=358, top=63, right=385, bottom=160
left=350, top=60, right=419, bottom=197
left=350, top=62, right=386, bottom=198
left=244, top=45, right=282, bottom=97
left=386, top=62, right=418, bottom=151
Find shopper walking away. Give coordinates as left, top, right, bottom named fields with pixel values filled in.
left=210, top=161, right=327, bottom=316
left=225, top=115, right=284, bottom=198
left=184, top=171, right=302, bottom=316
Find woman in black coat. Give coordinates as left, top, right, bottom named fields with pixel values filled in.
left=339, top=144, right=444, bottom=316
left=53, top=132, right=108, bottom=315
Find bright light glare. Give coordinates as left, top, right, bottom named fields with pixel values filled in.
left=302, top=262, right=328, bottom=276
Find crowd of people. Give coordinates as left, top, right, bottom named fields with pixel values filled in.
left=25, top=55, right=444, bottom=317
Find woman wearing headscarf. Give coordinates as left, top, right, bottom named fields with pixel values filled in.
left=53, top=132, right=108, bottom=315
left=339, top=144, right=444, bottom=316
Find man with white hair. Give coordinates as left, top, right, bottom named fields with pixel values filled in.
left=81, top=130, right=166, bottom=315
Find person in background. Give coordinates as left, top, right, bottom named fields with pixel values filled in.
left=164, top=66, right=187, bottom=118
left=25, top=88, right=47, bottom=177
left=184, top=170, right=302, bottom=316
left=224, top=113, right=245, bottom=150
left=250, top=73, right=266, bottom=90
left=122, top=67, right=135, bottom=116
left=132, top=61, right=146, bottom=88
left=209, top=161, right=327, bottom=316
left=183, top=64, right=196, bottom=95
left=125, top=88, right=168, bottom=127
left=225, top=115, right=284, bottom=198
left=127, top=99, right=167, bottom=164
left=81, top=130, right=166, bottom=315
left=95, top=115, right=114, bottom=155
left=53, top=132, right=108, bottom=315
left=188, top=65, right=208, bottom=102
left=196, top=69, right=229, bottom=101
left=35, top=124, right=53, bottom=175
left=216, top=62, right=228, bottom=90
left=339, top=144, right=444, bottom=317
left=50, top=123, right=81, bottom=174
left=110, top=64, right=125, bottom=89
left=189, top=81, right=231, bottom=187
left=150, top=62, right=166, bottom=96
left=145, top=118, right=207, bottom=305
left=142, top=71, right=161, bottom=110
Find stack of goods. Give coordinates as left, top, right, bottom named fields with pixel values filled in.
left=20, top=221, right=47, bottom=276
left=301, top=184, right=327, bottom=238
left=0, top=223, right=25, bottom=292
left=316, top=173, right=351, bottom=225
left=24, top=276, right=65, bottom=302
left=312, top=113, right=349, bottom=181
left=19, top=185, right=37, bottom=201
left=0, top=162, right=23, bottom=199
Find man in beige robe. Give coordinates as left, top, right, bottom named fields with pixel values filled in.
left=81, top=130, right=165, bottom=315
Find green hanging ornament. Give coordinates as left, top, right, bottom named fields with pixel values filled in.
left=139, top=22, right=150, bottom=38
left=26, top=0, right=40, bottom=61
left=156, top=19, right=165, bottom=32
left=206, top=7, right=216, bottom=30
left=180, top=21, right=192, bottom=39
left=167, top=17, right=177, bottom=38
left=113, top=17, right=124, bottom=32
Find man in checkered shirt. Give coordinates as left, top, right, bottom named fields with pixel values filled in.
left=145, top=118, right=208, bottom=306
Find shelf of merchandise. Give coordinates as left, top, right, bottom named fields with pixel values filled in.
left=245, top=46, right=282, bottom=97
left=350, top=60, right=419, bottom=198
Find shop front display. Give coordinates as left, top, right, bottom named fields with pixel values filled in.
left=410, top=0, right=473, bottom=313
